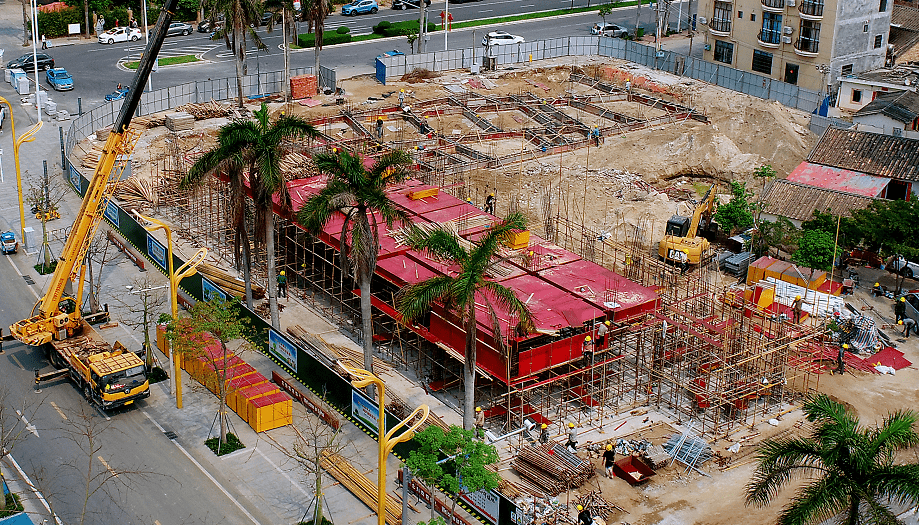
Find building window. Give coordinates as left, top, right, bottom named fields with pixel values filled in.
left=852, top=90, right=862, bottom=103
left=784, top=63, right=799, bottom=84
left=759, top=12, right=782, bottom=44
left=738, top=10, right=744, bottom=18
left=864, top=22, right=869, bottom=32
left=799, top=0, right=824, bottom=17
left=874, top=34, right=883, bottom=48
left=796, top=20, right=821, bottom=53
left=711, top=1, right=732, bottom=32
left=714, top=40, right=734, bottom=63
left=841, top=64, right=853, bottom=75
left=752, top=49, right=773, bottom=74
left=751, top=12, right=756, bottom=21
left=880, top=0, right=887, bottom=11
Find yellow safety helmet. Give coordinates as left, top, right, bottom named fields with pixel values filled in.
left=606, top=444, right=612, bottom=451
left=576, top=505, right=583, bottom=511
left=902, top=297, right=907, bottom=302
left=683, top=249, right=689, bottom=254
left=875, top=282, right=880, bottom=287
left=490, top=192, right=495, bottom=197
left=475, top=406, right=482, bottom=412
left=280, top=270, right=285, bottom=276
left=899, top=320, right=904, bottom=325
left=795, top=295, right=801, bottom=300
left=604, top=321, right=610, bottom=326
left=568, top=422, right=575, bottom=428
left=400, top=89, right=405, bottom=93
left=584, top=336, right=592, bottom=342
left=842, top=344, right=849, bottom=349
left=541, top=423, right=547, bottom=429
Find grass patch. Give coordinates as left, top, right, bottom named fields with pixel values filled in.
left=0, top=493, right=24, bottom=518
left=34, top=260, right=58, bottom=275
left=148, top=366, right=168, bottom=384
left=205, top=432, right=245, bottom=456
left=125, top=54, right=200, bottom=70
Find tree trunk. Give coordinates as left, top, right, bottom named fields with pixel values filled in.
left=313, top=468, right=324, bottom=525
left=847, top=495, right=860, bottom=525
left=235, top=34, right=245, bottom=107
left=21, top=0, right=31, bottom=46
left=267, top=212, right=280, bottom=330
left=360, top=266, right=375, bottom=396
left=242, top=224, right=254, bottom=309
left=219, top=342, right=228, bottom=445
left=634, top=0, right=641, bottom=38
left=463, top=301, right=477, bottom=430
left=314, top=36, right=321, bottom=95
left=84, top=0, right=90, bottom=37
left=283, top=8, right=290, bottom=101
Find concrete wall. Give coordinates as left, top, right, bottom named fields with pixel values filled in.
left=853, top=114, right=919, bottom=137
left=829, top=0, right=891, bottom=85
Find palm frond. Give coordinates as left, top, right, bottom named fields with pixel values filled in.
left=295, top=179, right=352, bottom=233
left=776, top=476, right=851, bottom=525
left=871, top=410, right=919, bottom=457
left=868, top=464, right=919, bottom=508
left=481, top=281, right=536, bottom=334
left=403, top=226, right=468, bottom=263
left=745, top=437, right=827, bottom=508
left=369, top=149, right=413, bottom=187
left=395, top=276, right=456, bottom=324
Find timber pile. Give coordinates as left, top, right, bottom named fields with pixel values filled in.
left=165, top=112, right=195, bottom=131
left=512, top=444, right=594, bottom=495
left=286, top=325, right=392, bottom=373
left=96, top=127, right=112, bottom=141
left=82, top=146, right=103, bottom=168
left=319, top=450, right=402, bottom=525
left=279, top=152, right=320, bottom=179
left=113, top=176, right=157, bottom=209
left=175, top=100, right=234, bottom=120
left=197, top=262, right=266, bottom=300
left=574, top=491, right=624, bottom=518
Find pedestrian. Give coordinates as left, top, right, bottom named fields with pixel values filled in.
left=0, top=106, right=6, bottom=132
left=602, top=443, right=616, bottom=479
left=41, top=34, right=47, bottom=49
left=597, top=320, right=609, bottom=350
left=484, top=192, right=496, bottom=215
left=576, top=505, right=591, bottom=525
left=539, top=423, right=549, bottom=444
left=792, top=294, right=803, bottom=324
left=376, top=117, right=384, bottom=142
left=837, top=343, right=848, bottom=375
left=130, top=18, right=138, bottom=28
left=278, top=270, right=288, bottom=298
left=474, top=406, right=485, bottom=439
left=872, top=282, right=884, bottom=297
left=566, top=422, right=578, bottom=453
left=895, top=297, right=907, bottom=323
left=398, top=89, right=405, bottom=107
left=902, top=318, right=917, bottom=338
left=115, top=18, right=120, bottom=27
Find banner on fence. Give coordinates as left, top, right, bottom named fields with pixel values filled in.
left=351, top=388, right=379, bottom=435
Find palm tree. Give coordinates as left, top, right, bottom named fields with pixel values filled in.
left=181, top=124, right=255, bottom=309
left=205, top=0, right=266, bottom=107
left=220, top=102, right=320, bottom=329
left=296, top=149, right=413, bottom=391
left=746, top=394, right=919, bottom=525
left=395, top=213, right=536, bottom=430
left=303, top=0, right=329, bottom=95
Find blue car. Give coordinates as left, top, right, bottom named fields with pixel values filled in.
left=377, top=50, right=404, bottom=59
left=45, top=68, right=73, bottom=91
left=342, top=0, right=378, bottom=15
left=105, top=85, right=130, bottom=101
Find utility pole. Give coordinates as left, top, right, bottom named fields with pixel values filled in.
left=419, top=0, right=426, bottom=53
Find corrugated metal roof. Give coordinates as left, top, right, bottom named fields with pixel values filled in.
left=893, top=4, right=919, bottom=31
left=855, top=90, right=919, bottom=124
left=807, top=127, right=919, bottom=182
left=786, top=161, right=889, bottom=196
left=759, top=179, right=878, bottom=222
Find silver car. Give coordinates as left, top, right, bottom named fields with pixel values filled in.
left=591, top=23, right=627, bottom=37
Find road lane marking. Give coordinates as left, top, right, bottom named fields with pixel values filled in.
left=10, top=354, right=24, bottom=370
left=255, top=448, right=311, bottom=498
left=50, top=401, right=68, bottom=420
left=97, top=455, right=118, bottom=478
left=141, top=410, right=262, bottom=525
left=3, top=255, right=42, bottom=301
left=16, top=409, right=39, bottom=437
left=7, top=452, right=64, bottom=524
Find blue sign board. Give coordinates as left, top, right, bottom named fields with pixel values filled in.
left=202, top=278, right=227, bottom=302
left=69, top=165, right=81, bottom=191
left=147, top=234, right=167, bottom=270
left=104, top=199, right=120, bottom=228
left=268, top=328, right=298, bottom=372
left=351, top=389, right=379, bottom=435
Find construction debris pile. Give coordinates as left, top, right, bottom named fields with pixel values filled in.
left=112, top=176, right=157, bottom=210
left=512, top=495, right=567, bottom=525
left=574, top=491, right=625, bottom=519
left=175, top=100, right=236, bottom=120
left=512, top=444, right=595, bottom=495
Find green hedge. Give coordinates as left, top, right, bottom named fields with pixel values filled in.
left=372, top=19, right=435, bottom=37
left=37, top=7, right=85, bottom=38
left=297, top=30, right=352, bottom=48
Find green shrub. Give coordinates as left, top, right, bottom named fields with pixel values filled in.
left=0, top=493, right=23, bottom=518
left=372, top=19, right=434, bottom=37
left=205, top=432, right=245, bottom=456
left=148, top=366, right=168, bottom=384
left=336, top=25, right=350, bottom=34
left=373, top=20, right=391, bottom=34
left=297, top=30, right=352, bottom=48
left=37, top=7, right=85, bottom=38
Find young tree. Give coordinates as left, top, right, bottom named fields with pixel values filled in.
left=111, top=275, right=169, bottom=370
left=746, top=394, right=919, bottom=525
left=714, top=180, right=755, bottom=235
left=753, top=164, right=777, bottom=193
left=296, top=149, right=413, bottom=394
left=792, top=229, right=837, bottom=271
left=598, top=1, right=617, bottom=26
left=406, top=426, right=501, bottom=522
left=405, top=26, right=419, bottom=53
left=395, top=214, right=536, bottom=430
left=83, top=233, right=122, bottom=314
left=752, top=216, right=798, bottom=258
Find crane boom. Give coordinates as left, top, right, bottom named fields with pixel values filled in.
left=10, top=0, right=180, bottom=346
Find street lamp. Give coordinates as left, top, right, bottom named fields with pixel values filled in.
left=338, top=362, right=429, bottom=525
left=0, top=96, right=43, bottom=248
left=132, top=210, right=207, bottom=409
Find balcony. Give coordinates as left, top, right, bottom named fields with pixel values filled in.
left=798, top=0, right=824, bottom=20
left=709, top=18, right=731, bottom=35
left=762, top=0, right=785, bottom=12
left=758, top=29, right=782, bottom=48
left=794, top=37, right=820, bottom=56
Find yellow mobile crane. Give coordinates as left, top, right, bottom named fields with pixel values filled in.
left=8, top=0, right=180, bottom=409
left=658, top=184, right=717, bottom=265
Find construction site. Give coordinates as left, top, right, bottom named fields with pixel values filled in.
left=70, top=56, right=866, bottom=524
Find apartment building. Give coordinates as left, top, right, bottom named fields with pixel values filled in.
left=698, top=0, right=892, bottom=93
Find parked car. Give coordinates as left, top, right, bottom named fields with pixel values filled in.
left=45, top=68, right=73, bottom=91
left=482, top=31, right=524, bottom=46
left=105, top=85, right=130, bottom=101
left=260, top=11, right=279, bottom=25
left=98, top=27, right=143, bottom=44
left=151, top=21, right=193, bottom=37
left=198, top=17, right=224, bottom=32
left=342, top=0, right=378, bottom=15
left=377, top=49, right=404, bottom=59
left=888, top=255, right=919, bottom=279
left=592, top=23, right=627, bottom=37
left=7, top=52, right=54, bottom=71
left=0, top=231, right=17, bottom=255
left=391, top=0, right=420, bottom=9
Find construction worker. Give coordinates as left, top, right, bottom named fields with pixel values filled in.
left=872, top=282, right=884, bottom=297
left=792, top=295, right=803, bottom=324
left=278, top=270, right=288, bottom=298
left=896, top=297, right=907, bottom=323
left=539, top=423, right=549, bottom=444
left=398, top=89, right=405, bottom=107
left=475, top=406, right=485, bottom=439
left=376, top=117, right=384, bottom=141
left=566, top=422, right=578, bottom=453
left=597, top=320, right=609, bottom=349
left=484, top=192, right=496, bottom=215
left=577, top=505, right=591, bottom=525
left=582, top=335, right=594, bottom=363
left=902, top=318, right=917, bottom=338
left=625, top=78, right=631, bottom=93
left=837, top=343, right=848, bottom=375
left=679, top=250, right=689, bottom=275
left=591, top=125, right=601, bottom=146
left=602, top=443, right=616, bottom=479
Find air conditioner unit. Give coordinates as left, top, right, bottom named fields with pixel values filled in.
left=787, top=0, right=795, bottom=6
left=782, top=35, right=792, bottom=44
left=783, top=26, right=793, bottom=34
left=699, top=16, right=708, bottom=25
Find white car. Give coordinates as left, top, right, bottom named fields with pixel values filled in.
left=591, top=23, right=627, bottom=37
left=482, top=31, right=524, bottom=46
left=98, top=27, right=143, bottom=44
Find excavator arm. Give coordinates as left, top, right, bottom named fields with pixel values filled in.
left=10, top=0, right=180, bottom=346
left=686, top=184, right=715, bottom=239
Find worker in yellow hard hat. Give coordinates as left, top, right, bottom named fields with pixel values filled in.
left=603, top=443, right=616, bottom=478
left=474, top=406, right=485, bottom=439
left=399, top=89, right=406, bottom=107
left=597, top=320, right=609, bottom=350
left=539, top=423, right=549, bottom=444
left=792, top=294, right=804, bottom=324
left=837, top=343, right=849, bottom=375
left=566, top=422, right=578, bottom=453
left=576, top=505, right=590, bottom=525
left=484, top=191, right=496, bottom=215
left=873, top=282, right=883, bottom=297
left=277, top=270, right=288, bottom=298
left=896, top=296, right=907, bottom=323
left=680, top=249, right=690, bottom=275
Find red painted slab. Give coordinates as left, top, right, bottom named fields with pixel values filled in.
left=537, top=259, right=659, bottom=322
left=868, top=347, right=912, bottom=370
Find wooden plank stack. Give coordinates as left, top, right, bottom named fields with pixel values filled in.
left=175, top=101, right=234, bottom=120
left=290, top=74, right=318, bottom=100
left=197, top=262, right=266, bottom=299
left=575, top=491, right=624, bottom=517
left=113, top=176, right=157, bottom=209
left=165, top=112, right=195, bottom=132
left=319, top=450, right=402, bottom=525
left=512, top=443, right=595, bottom=495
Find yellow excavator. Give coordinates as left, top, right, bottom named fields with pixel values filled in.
left=658, top=184, right=717, bottom=265
left=8, top=0, right=180, bottom=408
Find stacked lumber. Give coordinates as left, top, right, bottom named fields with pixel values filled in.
left=113, top=176, right=157, bottom=209
left=290, top=74, right=318, bottom=100
left=279, top=152, right=319, bottom=179
left=319, top=450, right=402, bottom=525
left=82, top=146, right=103, bottom=168
left=512, top=444, right=595, bottom=495
left=386, top=389, right=450, bottom=433
left=165, top=112, right=195, bottom=131
left=175, top=100, right=234, bottom=120
left=96, top=127, right=112, bottom=141
left=286, top=325, right=392, bottom=373
left=197, top=262, right=266, bottom=300
left=574, top=491, right=624, bottom=518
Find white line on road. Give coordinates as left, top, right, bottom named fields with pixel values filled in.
left=255, top=448, right=311, bottom=499
left=141, top=410, right=262, bottom=525
left=6, top=452, right=64, bottom=524
left=97, top=455, right=118, bottom=478
left=479, top=9, right=493, bottom=12
left=3, top=254, right=42, bottom=301
left=50, top=401, right=68, bottom=420
left=16, top=409, right=39, bottom=437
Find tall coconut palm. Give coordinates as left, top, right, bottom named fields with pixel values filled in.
left=296, top=149, right=413, bottom=391
left=219, top=102, right=320, bottom=329
left=746, top=394, right=919, bottom=525
left=206, top=0, right=266, bottom=107
left=395, top=213, right=536, bottom=430
left=303, top=0, right=329, bottom=95
left=181, top=125, right=255, bottom=308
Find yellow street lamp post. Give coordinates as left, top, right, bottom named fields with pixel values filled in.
left=133, top=210, right=207, bottom=409
left=0, top=96, right=43, bottom=246
left=339, top=362, right=429, bottom=525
